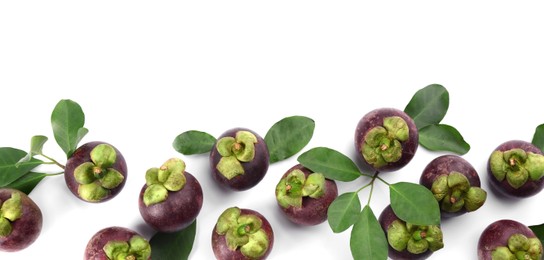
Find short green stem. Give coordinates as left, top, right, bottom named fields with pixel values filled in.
left=40, top=153, right=66, bottom=169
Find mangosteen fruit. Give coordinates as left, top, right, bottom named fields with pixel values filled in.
left=138, top=158, right=203, bottom=233
left=209, top=128, right=270, bottom=191
left=420, top=155, right=487, bottom=217
left=354, top=108, right=419, bottom=173
left=275, top=164, right=338, bottom=226
left=477, top=219, right=542, bottom=260
left=64, top=141, right=127, bottom=203
left=0, top=188, right=43, bottom=252
left=84, top=226, right=151, bottom=260
left=212, top=207, right=274, bottom=260
left=378, top=205, right=444, bottom=260
left=487, top=140, right=544, bottom=198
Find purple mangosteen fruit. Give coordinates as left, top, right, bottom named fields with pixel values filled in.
left=420, top=155, right=487, bottom=217
left=64, top=141, right=127, bottom=203
left=212, top=207, right=274, bottom=260
left=138, top=158, right=203, bottom=233
left=477, top=219, right=542, bottom=260
left=378, top=205, right=444, bottom=260
left=355, top=108, right=419, bottom=173
left=209, top=128, right=270, bottom=191
left=487, top=140, right=544, bottom=198
left=84, top=226, right=151, bottom=260
left=0, top=188, right=43, bottom=252
left=275, top=164, right=338, bottom=226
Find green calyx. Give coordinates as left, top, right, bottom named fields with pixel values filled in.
left=215, top=207, right=270, bottom=259
left=387, top=220, right=444, bottom=254
left=490, top=149, right=544, bottom=189
left=216, top=131, right=258, bottom=180
left=491, top=233, right=542, bottom=260
left=103, top=235, right=151, bottom=260
left=430, top=172, right=487, bottom=213
left=0, top=192, right=23, bottom=237
left=143, top=158, right=187, bottom=206
left=74, top=144, right=124, bottom=202
left=275, top=169, right=326, bottom=208
left=362, top=116, right=409, bottom=169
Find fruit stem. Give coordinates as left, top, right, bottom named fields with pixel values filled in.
left=40, top=153, right=66, bottom=169
left=365, top=171, right=380, bottom=205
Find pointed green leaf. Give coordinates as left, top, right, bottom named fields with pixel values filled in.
left=327, top=192, right=361, bottom=233
left=265, top=116, right=315, bottom=163
left=5, top=172, right=48, bottom=195
left=531, top=124, right=544, bottom=152
left=15, top=135, right=48, bottom=167
left=529, top=223, right=544, bottom=246
left=419, top=124, right=470, bottom=155
left=0, top=147, right=43, bottom=187
left=173, top=130, right=216, bottom=155
left=390, top=182, right=440, bottom=226
left=404, top=84, right=449, bottom=129
left=350, top=205, right=388, bottom=260
left=150, top=220, right=197, bottom=260
left=51, top=99, right=86, bottom=157
left=298, top=147, right=361, bottom=182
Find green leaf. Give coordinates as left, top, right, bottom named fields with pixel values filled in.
left=327, top=192, right=361, bottom=233
left=150, top=220, right=196, bottom=260
left=172, top=130, right=216, bottom=155
left=16, top=135, right=48, bottom=166
left=350, top=205, right=388, bottom=260
left=404, top=84, right=449, bottom=129
left=51, top=99, right=87, bottom=158
left=0, top=147, right=43, bottom=187
left=265, top=116, right=315, bottom=163
left=529, top=223, right=544, bottom=246
left=5, top=172, right=47, bottom=195
left=531, top=124, right=544, bottom=152
left=419, top=124, right=470, bottom=155
left=390, top=182, right=440, bottom=226
left=298, top=147, right=361, bottom=182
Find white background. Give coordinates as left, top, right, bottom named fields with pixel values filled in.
left=1, top=1, right=544, bottom=259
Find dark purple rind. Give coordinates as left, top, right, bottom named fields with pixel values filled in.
left=211, top=208, right=274, bottom=260
left=275, top=164, right=338, bottom=226
left=487, top=140, right=544, bottom=198
left=65, top=141, right=128, bottom=203
left=84, top=226, right=149, bottom=260
left=354, top=108, right=419, bottom=173
left=378, top=205, right=433, bottom=260
left=0, top=188, right=43, bottom=252
left=210, top=128, right=270, bottom=191
left=138, top=172, right=203, bottom=233
left=477, top=219, right=541, bottom=260
left=420, top=154, right=481, bottom=217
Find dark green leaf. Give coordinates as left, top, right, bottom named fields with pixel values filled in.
left=0, top=147, right=43, bottom=187
left=327, top=192, right=361, bottom=233
left=531, top=124, right=544, bottom=151
left=529, top=223, right=544, bottom=246
left=51, top=99, right=87, bottom=158
left=298, top=147, right=361, bottom=182
left=390, top=182, right=440, bottom=226
left=265, top=116, right=315, bottom=163
left=16, top=135, right=48, bottom=167
left=404, top=84, right=449, bottom=129
left=172, top=130, right=216, bottom=155
left=150, top=220, right=196, bottom=260
left=5, top=172, right=47, bottom=195
left=419, top=124, right=470, bottom=155
left=350, top=205, right=388, bottom=260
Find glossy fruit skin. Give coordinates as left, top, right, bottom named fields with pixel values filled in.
left=209, top=128, right=270, bottom=191
left=477, top=219, right=541, bottom=260
left=212, top=208, right=274, bottom=260
left=64, top=141, right=128, bottom=202
left=378, top=205, right=433, bottom=260
left=84, top=226, right=149, bottom=260
left=0, top=188, right=43, bottom=252
left=354, top=108, right=419, bottom=172
left=275, top=164, right=338, bottom=226
left=138, top=171, right=203, bottom=233
left=420, top=154, right=482, bottom=217
left=487, top=140, right=544, bottom=198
